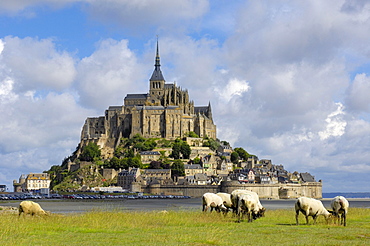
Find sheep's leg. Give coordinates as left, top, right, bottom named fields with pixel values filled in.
left=247, top=212, right=252, bottom=223
left=312, top=215, right=317, bottom=225
left=342, top=213, right=346, bottom=226
left=295, top=210, right=300, bottom=225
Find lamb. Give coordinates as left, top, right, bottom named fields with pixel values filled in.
left=330, top=196, right=349, bottom=226
left=202, top=192, right=227, bottom=213
left=236, top=193, right=260, bottom=223
left=295, top=197, right=332, bottom=225
left=230, top=189, right=265, bottom=218
left=19, top=201, right=48, bottom=216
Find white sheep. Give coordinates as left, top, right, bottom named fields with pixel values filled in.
left=202, top=193, right=227, bottom=213
left=231, top=189, right=265, bottom=219
left=330, top=196, right=349, bottom=226
left=19, top=201, right=48, bottom=216
left=216, top=192, right=234, bottom=214
left=236, top=193, right=260, bottom=223
left=295, top=197, right=332, bottom=225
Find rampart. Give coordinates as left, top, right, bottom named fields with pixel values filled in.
left=133, top=181, right=322, bottom=199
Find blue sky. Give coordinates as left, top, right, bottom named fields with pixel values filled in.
left=1, top=0, right=370, bottom=193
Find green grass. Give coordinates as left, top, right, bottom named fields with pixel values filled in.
left=1, top=208, right=369, bottom=245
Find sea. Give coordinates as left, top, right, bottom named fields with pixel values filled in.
left=323, top=192, right=370, bottom=198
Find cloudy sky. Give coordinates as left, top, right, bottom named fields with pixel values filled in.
left=1, top=0, right=370, bottom=193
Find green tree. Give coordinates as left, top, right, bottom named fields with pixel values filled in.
left=234, top=147, right=250, bottom=161
left=149, top=161, right=162, bottom=169
left=193, top=157, right=201, bottom=164
left=186, top=131, right=199, bottom=138
left=171, top=159, right=185, bottom=177
left=79, top=142, right=101, bottom=162
left=202, top=137, right=220, bottom=151
left=127, top=157, right=142, bottom=168
left=180, top=141, right=191, bottom=159
left=171, top=141, right=182, bottom=159
left=108, top=156, right=121, bottom=169
left=171, top=139, right=191, bottom=159
left=231, top=152, right=239, bottom=164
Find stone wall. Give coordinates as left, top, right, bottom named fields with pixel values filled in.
left=135, top=181, right=323, bottom=199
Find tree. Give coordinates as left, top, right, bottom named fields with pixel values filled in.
left=79, top=142, right=101, bottom=162
left=171, top=140, right=191, bottom=159
left=108, top=157, right=121, bottom=169
left=149, top=161, right=162, bottom=169
left=231, top=152, right=239, bottom=164
left=180, top=141, right=191, bottom=159
left=234, top=147, right=250, bottom=161
left=202, top=137, right=220, bottom=151
left=171, top=159, right=185, bottom=177
left=186, top=131, right=199, bottom=138
left=193, top=157, right=201, bottom=164
left=171, top=141, right=182, bottom=159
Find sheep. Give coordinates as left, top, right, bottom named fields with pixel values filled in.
left=19, top=201, right=48, bottom=216
left=231, top=189, right=265, bottom=218
left=202, top=193, right=227, bottom=213
left=236, top=193, right=261, bottom=223
left=295, top=197, right=332, bottom=225
left=330, top=196, right=349, bottom=226
left=216, top=192, right=234, bottom=214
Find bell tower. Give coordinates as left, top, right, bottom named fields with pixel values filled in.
left=149, top=39, right=165, bottom=105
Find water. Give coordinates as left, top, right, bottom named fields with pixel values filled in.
left=2, top=198, right=370, bottom=214
left=323, top=192, right=370, bottom=198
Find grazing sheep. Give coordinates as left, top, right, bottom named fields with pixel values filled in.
left=331, top=196, right=349, bottom=226
left=19, top=201, right=48, bottom=216
left=231, top=189, right=265, bottom=219
left=216, top=192, right=234, bottom=214
left=295, top=197, right=332, bottom=225
left=202, top=193, right=227, bottom=213
left=236, top=193, right=260, bottom=223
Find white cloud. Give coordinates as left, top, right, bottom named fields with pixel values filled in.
left=214, top=78, right=250, bottom=102
left=318, top=103, right=347, bottom=140
left=1, top=36, right=76, bottom=93
left=0, top=79, right=18, bottom=104
left=76, top=38, right=145, bottom=110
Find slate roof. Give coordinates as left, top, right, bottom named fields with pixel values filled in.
left=140, top=151, right=160, bottom=155
left=300, top=172, right=316, bottom=182
left=184, top=164, right=202, bottom=169
left=150, top=40, right=165, bottom=81
left=125, top=94, right=148, bottom=99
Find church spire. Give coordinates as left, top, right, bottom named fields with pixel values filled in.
left=150, top=38, right=165, bottom=81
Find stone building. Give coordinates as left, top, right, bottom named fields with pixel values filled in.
left=13, top=173, right=51, bottom=193
left=117, top=168, right=141, bottom=190
left=79, top=41, right=216, bottom=158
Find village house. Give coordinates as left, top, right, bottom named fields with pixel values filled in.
left=140, top=151, right=161, bottom=163
left=13, top=173, right=51, bottom=193
left=184, top=164, right=203, bottom=176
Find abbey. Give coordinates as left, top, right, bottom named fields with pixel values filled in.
left=80, top=41, right=216, bottom=157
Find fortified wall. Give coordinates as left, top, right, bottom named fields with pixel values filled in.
left=132, top=180, right=323, bottom=199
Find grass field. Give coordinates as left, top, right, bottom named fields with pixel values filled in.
left=0, top=208, right=369, bottom=245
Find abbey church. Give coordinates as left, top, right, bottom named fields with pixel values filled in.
left=80, top=41, right=217, bottom=157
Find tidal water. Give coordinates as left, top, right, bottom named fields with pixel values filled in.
left=2, top=198, right=370, bottom=214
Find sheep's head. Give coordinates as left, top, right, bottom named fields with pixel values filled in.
left=257, top=207, right=266, bottom=218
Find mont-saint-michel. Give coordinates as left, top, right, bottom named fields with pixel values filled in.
left=15, top=42, right=321, bottom=199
